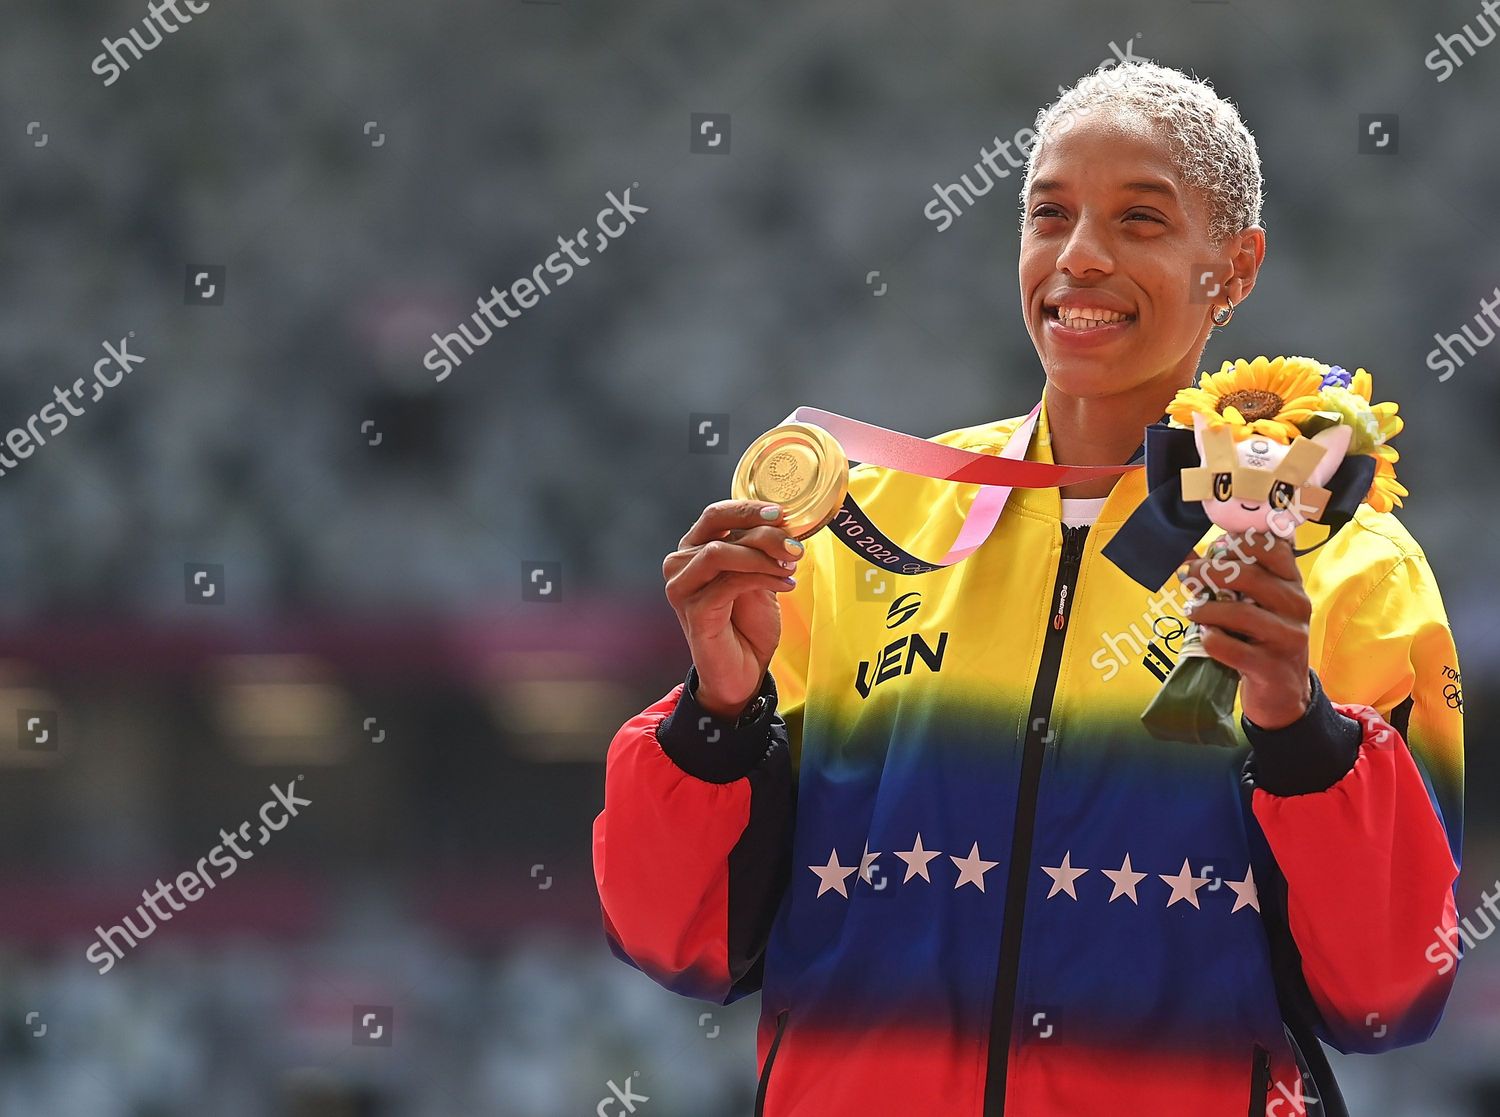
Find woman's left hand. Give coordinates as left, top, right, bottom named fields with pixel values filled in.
left=1180, top=530, right=1312, bottom=731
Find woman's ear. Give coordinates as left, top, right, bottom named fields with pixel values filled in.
left=1226, top=225, right=1267, bottom=306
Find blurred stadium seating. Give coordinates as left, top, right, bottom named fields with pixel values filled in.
left=0, top=0, right=1495, bottom=1113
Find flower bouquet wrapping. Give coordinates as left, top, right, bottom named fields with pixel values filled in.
left=1119, top=356, right=1404, bottom=746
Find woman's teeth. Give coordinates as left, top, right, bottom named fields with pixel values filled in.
left=1054, top=307, right=1130, bottom=329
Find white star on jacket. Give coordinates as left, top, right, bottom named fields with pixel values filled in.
left=809, top=849, right=858, bottom=898
left=893, top=833, right=942, bottom=883
left=1041, top=851, right=1088, bottom=900
left=950, top=842, right=999, bottom=891
left=808, top=839, right=1260, bottom=912
left=1100, top=853, right=1148, bottom=904
left=1226, top=866, right=1260, bottom=913
left=1159, top=858, right=1211, bottom=909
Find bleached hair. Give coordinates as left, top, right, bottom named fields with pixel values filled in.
left=1020, top=60, right=1264, bottom=244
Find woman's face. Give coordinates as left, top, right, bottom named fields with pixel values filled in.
left=1019, top=108, right=1260, bottom=401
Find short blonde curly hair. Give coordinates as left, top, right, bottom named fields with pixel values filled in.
left=1020, top=60, right=1264, bottom=245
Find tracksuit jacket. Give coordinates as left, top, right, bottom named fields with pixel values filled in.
left=592, top=401, right=1465, bottom=1116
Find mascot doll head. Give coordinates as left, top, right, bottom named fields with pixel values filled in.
left=1166, top=355, right=1407, bottom=531
left=1181, top=411, right=1352, bottom=537
left=1101, top=355, right=1406, bottom=594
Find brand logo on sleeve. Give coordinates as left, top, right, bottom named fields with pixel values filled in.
left=1442, top=665, right=1463, bottom=710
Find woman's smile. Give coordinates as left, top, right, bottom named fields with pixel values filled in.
left=1018, top=108, right=1262, bottom=405
left=1043, top=291, right=1138, bottom=348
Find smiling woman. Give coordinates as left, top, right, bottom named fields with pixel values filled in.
left=1017, top=62, right=1267, bottom=499
left=596, top=58, right=1464, bottom=1117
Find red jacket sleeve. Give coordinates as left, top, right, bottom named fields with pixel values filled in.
left=591, top=665, right=796, bottom=1003
left=592, top=549, right=817, bottom=1003
left=1247, top=532, right=1465, bottom=1054
left=1250, top=699, right=1460, bottom=1053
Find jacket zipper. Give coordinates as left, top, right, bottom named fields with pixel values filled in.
left=984, top=523, right=1087, bottom=1117
left=1249, top=1043, right=1271, bottom=1117
left=755, top=1009, right=789, bottom=1117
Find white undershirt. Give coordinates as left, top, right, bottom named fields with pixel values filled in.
left=1059, top=496, right=1109, bottom=528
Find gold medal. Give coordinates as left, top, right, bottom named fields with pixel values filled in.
left=731, top=422, right=849, bottom=540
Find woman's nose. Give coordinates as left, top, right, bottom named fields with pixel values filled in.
left=1055, top=215, right=1114, bottom=278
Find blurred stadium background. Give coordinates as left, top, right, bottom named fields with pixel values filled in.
left=1, top=0, right=1497, bottom=1113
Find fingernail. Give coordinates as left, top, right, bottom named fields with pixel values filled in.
left=760, top=505, right=782, bottom=520
left=784, top=537, right=804, bottom=555
left=783, top=575, right=797, bottom=586
left=777, top=558, right=798, bottom=570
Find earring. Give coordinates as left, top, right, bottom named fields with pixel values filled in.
left=1211, top=297, right=1235, bottom=327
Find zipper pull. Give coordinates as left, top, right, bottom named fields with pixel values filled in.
left=1052, top=525, right=1083, bottom=631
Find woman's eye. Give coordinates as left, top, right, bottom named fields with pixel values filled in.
left=1031, top=206, right=1064, bottom=220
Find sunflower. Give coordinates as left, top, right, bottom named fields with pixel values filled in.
left=1337, top=367, right=1406, bottom=512
left=1167, top=355, right=1330, bottom=444
left=1167, top=356, right=1406, bottom=513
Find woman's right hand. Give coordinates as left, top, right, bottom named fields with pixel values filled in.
left=663, top=500, right=804, bottom=720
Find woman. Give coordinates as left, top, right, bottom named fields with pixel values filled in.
left=593, top=60, right=1463, bottom=1116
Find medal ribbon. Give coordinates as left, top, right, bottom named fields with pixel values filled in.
left=781, top=402, right=1141, bottom=575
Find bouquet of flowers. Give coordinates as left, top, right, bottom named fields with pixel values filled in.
left=1137, top=355, right=1404, bottom=746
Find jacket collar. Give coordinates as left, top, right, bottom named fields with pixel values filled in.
left=1004, top=396, right=1151, bottom=528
